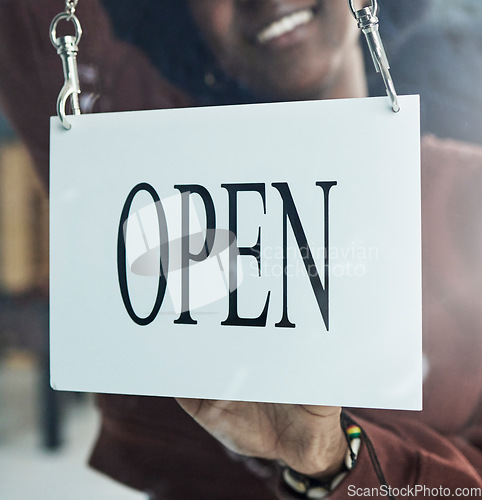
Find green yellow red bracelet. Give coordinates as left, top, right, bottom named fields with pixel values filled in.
left=281, top=423, right=362, bottom=499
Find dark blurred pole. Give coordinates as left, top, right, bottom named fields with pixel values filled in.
left=39, top=299, right=62, bottom=450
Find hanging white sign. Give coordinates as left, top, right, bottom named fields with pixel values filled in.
left=50, top=95, right=422, bottom=410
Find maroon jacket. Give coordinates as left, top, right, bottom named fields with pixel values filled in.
left=1, top=1, right=481, bottom=498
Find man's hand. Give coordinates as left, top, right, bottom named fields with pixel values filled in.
left=176, top=399, right=347, bottom=479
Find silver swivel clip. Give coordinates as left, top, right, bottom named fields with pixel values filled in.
left=50, top=1, right=82, bottom=130
left=349, top=0, right=400, bottom=113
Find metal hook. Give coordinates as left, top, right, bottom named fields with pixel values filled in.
left=349, top=1, right=400, bottom=113
left=50, top=12, right=82, bottom=130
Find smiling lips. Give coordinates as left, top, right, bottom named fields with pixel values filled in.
left=256, top=8, right=315, bottom=44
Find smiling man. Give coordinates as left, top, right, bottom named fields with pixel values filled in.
left=188, top=0, right=367, bottom=101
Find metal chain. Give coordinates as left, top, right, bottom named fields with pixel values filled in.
left=65, top=0, right=79, bottom=19
left=348, top=0, right=378, bottom=19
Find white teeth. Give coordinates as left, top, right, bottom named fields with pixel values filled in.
left=257, top=9, right=314, bottom=43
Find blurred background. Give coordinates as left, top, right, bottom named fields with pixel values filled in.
left=0, top=118, right=144, bottom=498
left=0, top=0, right=481, bottom=498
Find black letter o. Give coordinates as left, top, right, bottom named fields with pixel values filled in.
left=117, top=183, right=169, bottom=326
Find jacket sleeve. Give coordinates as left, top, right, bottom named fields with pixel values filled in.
left=328, top=412, right=482, bottom=498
